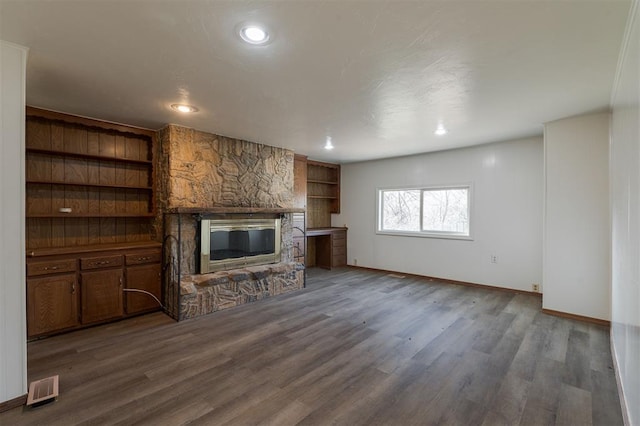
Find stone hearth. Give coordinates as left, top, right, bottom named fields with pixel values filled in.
left=180, top=262, right=304, bottom=319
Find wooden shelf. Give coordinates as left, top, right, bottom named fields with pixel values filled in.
left=26, top=148, right=152, bottom=165
left=307, top=179, right=338, bottom=185
left=27, top=180, right=152, bottom=190
left=27, top=212, right=155, bottom=218
left=306, top=160, right=341, bottom=226
left=26, top=108, right=157, bottom=251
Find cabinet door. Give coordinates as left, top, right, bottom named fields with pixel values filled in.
left=81, top=269, right=123, bottom=324
left=27, top=274, right=79, bottom=337
left=125, top=263, right=161, bottom=314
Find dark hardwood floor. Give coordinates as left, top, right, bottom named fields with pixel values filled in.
left=1, top=267, right=623, bottom=425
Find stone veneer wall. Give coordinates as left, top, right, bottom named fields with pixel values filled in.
left=158, top=124, right=294, bottom=210
left=156, top=125, right=303, bottom=320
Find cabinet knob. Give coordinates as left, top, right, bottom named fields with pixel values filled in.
left=71, top=282, right=76, bottom=294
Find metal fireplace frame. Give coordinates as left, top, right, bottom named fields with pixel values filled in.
left=199, top=217, right=281, bottom=274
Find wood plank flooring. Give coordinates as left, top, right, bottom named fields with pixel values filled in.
left=1, top=267, right=623, bottom=425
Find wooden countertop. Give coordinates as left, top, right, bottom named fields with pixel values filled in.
left=27, top=241, right=162, bottom=258
left=306, top=227, right=348, bottom=236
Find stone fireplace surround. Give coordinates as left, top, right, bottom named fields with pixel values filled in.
left=157, top=125, right=305, bottom=320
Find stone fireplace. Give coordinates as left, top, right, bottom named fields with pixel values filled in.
left=156, top=125, right=305, bottom=320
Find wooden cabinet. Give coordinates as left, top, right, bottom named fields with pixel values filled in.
left=331, top=229, right=347, bottom=267
left=27, top=258, right=76, bottom=277
left=27, top=274, right=79, bottom=336
left=307, top=160, right=340, bottom=228
left=81, top=268, right=123, bottom=324
left=24, top=107, right=161, bottom=339
left=26, top=243, right=161, bottom=338
left=306, top=228, right=347, bottom=269
left=300, top=159, right=344, bottom=268
left=125, top=262, right=161, bottom=315
left=293, top=154, right=307, bottom=209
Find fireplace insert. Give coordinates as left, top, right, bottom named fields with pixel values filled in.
left=199, top=218, right=281, bottom=273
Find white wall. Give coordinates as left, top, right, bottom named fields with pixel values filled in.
left=543, top=113, right=610, bottom=321
left=610, top=0, right=639, bottom=423
left=0, top=41, right=28, bottom=405
left=333, top=137, right=543, bottom=292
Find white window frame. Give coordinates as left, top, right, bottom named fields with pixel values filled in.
left=376, top=184, right=473, bottom=240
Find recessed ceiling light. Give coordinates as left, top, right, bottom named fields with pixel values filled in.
left=435, top=124, right=448, bottom=136
left=171, top=104, right=198, bottom=113
left=324, top=137, right=334, bottom=150
left=239, top=25, right=269, bottom=44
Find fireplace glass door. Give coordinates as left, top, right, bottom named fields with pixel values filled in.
left=200, top=218, right=281, bottom=273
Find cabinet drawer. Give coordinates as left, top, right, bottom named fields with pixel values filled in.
left=332, top=245, right=346, bottom=256
left=332, top=231, right=346, bottom=241
left=126, top=251, right=161, bottom=265
left=332, top=255, right=346, bottom=267
left=81, top=255, right=123, bottom=270
left=27, top=259, right=76, bottom=277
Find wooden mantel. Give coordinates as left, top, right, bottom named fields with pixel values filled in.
left=166, top=207, right=306, bottom=215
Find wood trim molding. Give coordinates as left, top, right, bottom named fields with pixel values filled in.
left=347, top=265, right=542, bottom=297
left=26, top=106, right=156, bottom=138
left=0, top=394, right=26, bottom=413
left=348, top=266, right=610, bottom=327
left=27, top=241, right=162, bottom=258
left=542, top=309, right=610, bottom=327
left=306, top=159, right=340, bottom=168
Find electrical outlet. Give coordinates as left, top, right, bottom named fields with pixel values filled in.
left=532, top=284, right=540, bottom=293
left=490, top=255, right=498, bottom=264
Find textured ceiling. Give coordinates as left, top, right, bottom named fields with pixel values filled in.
left=0, top=1, right=631, bottom=163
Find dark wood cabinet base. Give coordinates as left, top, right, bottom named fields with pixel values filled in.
left=26, top=242, right=162, bottom=339
left=306, top=227, right=347, bottom=269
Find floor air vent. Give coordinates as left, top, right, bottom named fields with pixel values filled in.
left=27, top=375, right=59, bottom=407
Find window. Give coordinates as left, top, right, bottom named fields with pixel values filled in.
left=378, top=185, right=471, bottom=239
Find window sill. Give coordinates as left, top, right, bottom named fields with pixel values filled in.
left=376, top=230, right=474, bottom=241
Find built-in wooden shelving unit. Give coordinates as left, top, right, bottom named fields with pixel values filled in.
left=306, top=160, right=341, bottom=228
left=25, top=107, right=162, bottom=339
left=25, top=107, right=156, bottom=245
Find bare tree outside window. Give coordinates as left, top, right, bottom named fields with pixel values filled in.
left=381, top=190, right=420, bottom=231
left=378, top=186, right=471, bottom=238
left=422, top=188, right=469, bottom=234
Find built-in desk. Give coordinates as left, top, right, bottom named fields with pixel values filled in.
left=306, top=227, right=347, bottom=269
